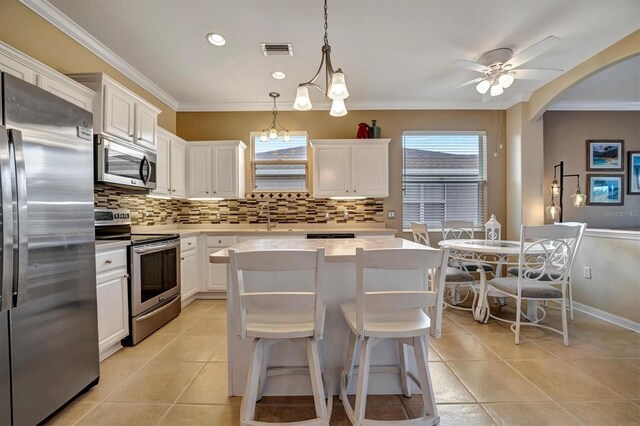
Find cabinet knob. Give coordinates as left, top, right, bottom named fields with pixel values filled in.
left=181, top=257, right=185, bottom=261
left=346, top=190, right=349, bottom=193
left=218, top=240, right=222, bottom=244
left=105, top=259, right=112, bottom=264
left=123, top=274, right=129, bottom=279
left=188, top=242, right=192, bottom=246
left=206, top=191, right=209, bottom=194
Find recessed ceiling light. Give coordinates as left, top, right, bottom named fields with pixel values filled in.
left=206, top=33, right=226, bottom=46
left=272, top=71, right=286, bottom=80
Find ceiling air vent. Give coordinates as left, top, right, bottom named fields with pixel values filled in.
left=261, top=43, right=293, bottom=56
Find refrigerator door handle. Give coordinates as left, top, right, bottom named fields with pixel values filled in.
left=0, top=127, right=14, bottom=311
left=8, top=129, right=28, bottom=307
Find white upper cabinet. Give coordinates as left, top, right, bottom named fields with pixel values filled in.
left=170, top=138, right=186, bottom=198
left=67, top=73, right=161, bottom=151
left=150, top=127, right=186, bottom=198
left=135, top=102, right=158, bottom=149
left=310, top=139, right=390, bottom=198
left=187, top=141, right=246, bottom=199
left=0, top=42, right=94, bottom=111
left=104, top=83, right=136, bottom=141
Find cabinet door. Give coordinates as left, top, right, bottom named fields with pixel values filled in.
left=313, top=145, right=350, bottom=197
left=38, top=74, right=93, bottom=112
left=170, top=139, right=186, bottom=197
left=0, top=55, right=37, bottom=84
left=351, top=144, right=388, bottom=197
left=103, top=83, right=135, bottom=141
left=96, top=272, right=129, bottom=353
left=207, top=248, right=228, bottom=291
left=212, top=146, right=237, bottom=197
left=135, top=102, right=157, bottom=150
left=188, top=146, right=211, bottom=197
left=151, top=131, right=170, bottom=196
left=181, top=250, right=198, bottom=301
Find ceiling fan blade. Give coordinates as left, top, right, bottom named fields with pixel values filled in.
left=439, top=76, right=487, bottom=93
left=505, top=36, right=561, bottom=69
left=513, top=68, right=563, bottom=80
left=453, top=59, right=488, bottom=73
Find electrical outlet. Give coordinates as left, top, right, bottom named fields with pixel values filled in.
left=583, top=267, right=591, bottom=279
left=324, top=211, right=331, bottom=220
left=343, top=210, right=349, bottom=220
left=387, top=210, right=396, bottom=219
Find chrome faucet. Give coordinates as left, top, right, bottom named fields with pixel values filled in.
left=258, top=201, right=274, bottom=231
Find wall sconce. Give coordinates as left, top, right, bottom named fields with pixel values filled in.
left=546, top=161, right=584, bottom=222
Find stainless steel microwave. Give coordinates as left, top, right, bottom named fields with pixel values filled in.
left=95, top=135, right=157, bottom=190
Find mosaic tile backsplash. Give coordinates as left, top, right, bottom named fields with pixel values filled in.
left=94, top=185, right=384, bottom=226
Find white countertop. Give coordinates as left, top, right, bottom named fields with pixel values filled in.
left=209, top=237, right=434, bottom=264
left=132, top=224, right=397, bottom=237
left=95, top=240, right=130, bottom=250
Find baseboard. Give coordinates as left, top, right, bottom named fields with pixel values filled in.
left=194, top=291, right=227, bottom=300
left=99, top=342, right=123, bottom=362
left=573, top=301, right=640, bottom=333
left=181, top=294, right=197, bottom=308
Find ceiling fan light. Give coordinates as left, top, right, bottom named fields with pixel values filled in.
left=330, top=98, right=347, bottom=117
left=490, top=83, right=504, bottom=97
left=499, top=71, right=515, bottom=88
left=476, top=79, right=491, bottom=94
left=293, top=85, right=312, bottom=111
left=328, top=71, right=349, bottom=100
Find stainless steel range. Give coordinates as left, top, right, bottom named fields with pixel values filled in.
left=95, top=209, right=181, bottom=345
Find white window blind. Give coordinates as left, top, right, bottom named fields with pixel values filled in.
left=251, top=132, right=308, bottom=191
left=402, top=131, right=487, bottom=230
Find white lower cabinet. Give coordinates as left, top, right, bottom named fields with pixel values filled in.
left=95, top=245, right=129, bottom=361
left=181, top=237, right=199, bottom=302
left=206, top=236, right=236, bottom=291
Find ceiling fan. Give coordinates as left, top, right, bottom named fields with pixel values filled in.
left=451, top=36, right=563, bottom=97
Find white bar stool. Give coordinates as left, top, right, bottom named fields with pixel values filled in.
left=339, top=247, right=448, bottom=425
left=229, top=248, right=332, bottom=426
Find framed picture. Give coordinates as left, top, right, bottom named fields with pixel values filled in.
left=628, top=151, right=640, bottom=195
left=586, top=140, right=624, bottom=171
left=587, top=174, right=624, bottom=205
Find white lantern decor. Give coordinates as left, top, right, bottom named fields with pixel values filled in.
left=484, top=214, right=501, bottom=245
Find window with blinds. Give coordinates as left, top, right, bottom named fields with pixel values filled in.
left=402, top=131, right=487, bottom=230
left=251, top=132, right=308, bottom=191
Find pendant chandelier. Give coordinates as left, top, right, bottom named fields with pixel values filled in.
left=261, top=92, right=290, bottom=142
left=293, top=0, right=349, bottom=117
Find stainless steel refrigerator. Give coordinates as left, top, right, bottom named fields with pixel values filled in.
left=0, top=73, right=99, bottom=425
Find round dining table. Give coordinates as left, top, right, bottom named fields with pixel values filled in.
left=437, top=239, right=542, bottom=323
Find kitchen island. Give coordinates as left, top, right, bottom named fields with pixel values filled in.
left=210, top=237, right=442, bottom=396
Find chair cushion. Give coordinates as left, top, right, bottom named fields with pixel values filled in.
left=445, top=267, right=474, bottom=283
left=461, top=261, right=494, bottom=272
left=489, top=277, right=563, bottom=299
left=340, top=304, right=430, bottom=338
left=507, top=267, right=562, bottom=281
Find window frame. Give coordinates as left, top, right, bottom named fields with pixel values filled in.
left=249, top=131, right=309, bottom=193
left=401, top=130, right=488, bottom=232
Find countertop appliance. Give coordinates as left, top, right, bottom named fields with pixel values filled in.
left=95, top=134, right=157, bottom=190
left=306, top=233, right=355, bottom=239
left=95, top=209, right=181, bottom=345
left=0, top=73, right=99, bottom=425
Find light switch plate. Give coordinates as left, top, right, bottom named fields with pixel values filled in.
left=583, top=267, right=591, bottom=279
left=387, top=210, right=396, bottom=219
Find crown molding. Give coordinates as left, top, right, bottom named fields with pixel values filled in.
left=547, top=100, right=640, bottom=111
left=177, top=99, right=518, bottom=112
left=19, top=0, right=179, bottom=110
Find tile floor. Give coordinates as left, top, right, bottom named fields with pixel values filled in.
left=45, top=299, right=640, bottom=425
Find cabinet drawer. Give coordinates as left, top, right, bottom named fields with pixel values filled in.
left=207, top=235, right=236, bottom=247
left=181, top=236, right=198, bottom=251
left=96, top=248, right=127, bottom=274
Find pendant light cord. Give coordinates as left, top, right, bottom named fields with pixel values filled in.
left=324, top=0, right=329, bottom=46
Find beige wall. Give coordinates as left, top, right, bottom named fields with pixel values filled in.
left=0, top=0, right=176, bottom=131
left=544, top=111, right=640, bottom=228
left=177, top=109, right=507, bottom=234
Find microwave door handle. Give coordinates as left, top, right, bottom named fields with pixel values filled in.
left=8, top=129, right=28, bottom=307
left=140, top=156, right=150, bottom=184
left=0, top=127, right=14, bottom=311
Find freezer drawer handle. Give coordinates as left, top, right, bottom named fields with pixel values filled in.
left=0, top=127, right=14, bottom=311
left=8, top=129, right=28, bottom=307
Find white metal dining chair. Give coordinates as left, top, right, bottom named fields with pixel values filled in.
left=229, top=248, right=332, bottom=426
left=507, top=222, right=586, bottom=320
left=339, top=247, right=448, bottom=425
left=441, top=220, right=495, bottom=276
left=485, top=224, right=581, bottom=346
left=411, top=222, right=478, bottom=318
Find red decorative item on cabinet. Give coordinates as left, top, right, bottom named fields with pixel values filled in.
left=356, top=123, right=370, bottom=139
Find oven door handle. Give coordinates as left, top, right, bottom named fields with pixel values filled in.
left=134, top=295, right=180, bottom=322
left=133, top=240, right=180, bottom=255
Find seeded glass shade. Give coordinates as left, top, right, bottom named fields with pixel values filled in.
left=545, top=203, right=561, bottom=220
left=571, top=190, right=586, bottom=207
